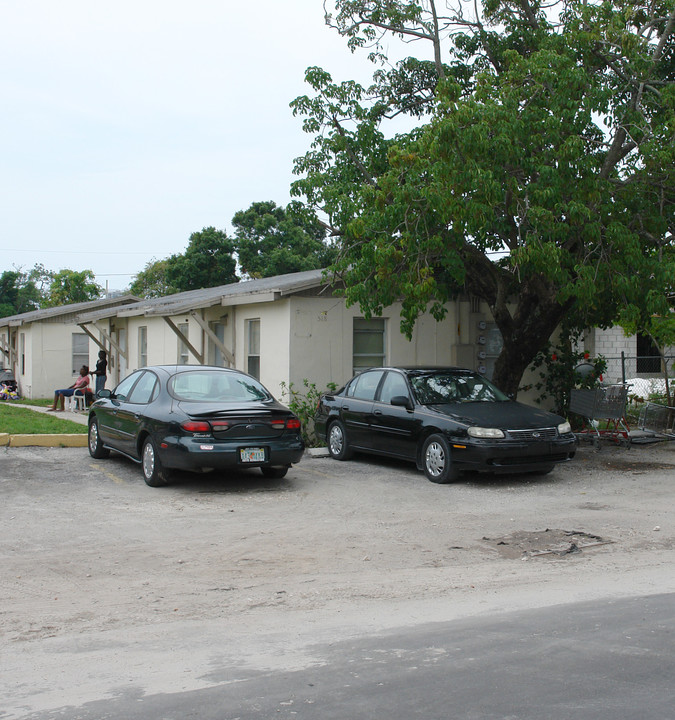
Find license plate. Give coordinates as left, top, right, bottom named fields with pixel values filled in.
left=240, top=447, right=265, bottom=463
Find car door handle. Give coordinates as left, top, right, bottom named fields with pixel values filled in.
left=373, top=410, right=383, bottom=416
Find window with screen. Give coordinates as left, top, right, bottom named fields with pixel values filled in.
left=138, top=327, right=147, bottom=368
left=72, top=333, right=89, bottom=374
left=247, top=319, right=260, bottom=379
left=353, top=318, right=385, bottom=374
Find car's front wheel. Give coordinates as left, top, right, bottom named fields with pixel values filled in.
left=142, top=437, right=170, bottom=487
left=422, top=434, right=458, bottom=484
left=327, top=420, right=353, bottom=460
left=88, top=417, right=110, bottom=459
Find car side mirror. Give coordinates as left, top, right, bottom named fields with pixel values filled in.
left=391, top=395, right=413, bottom=411
left=97, top=389, right=112, bottom=399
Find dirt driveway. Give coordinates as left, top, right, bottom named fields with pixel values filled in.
left=2, top=441, right=675, bottom=716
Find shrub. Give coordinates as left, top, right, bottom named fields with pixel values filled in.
left=280, top=379, right=337, bottom=447
left=526, top=341, right=606, bottom=418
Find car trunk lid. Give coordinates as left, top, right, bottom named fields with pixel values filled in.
left=178, top=402, right=295, bottom=440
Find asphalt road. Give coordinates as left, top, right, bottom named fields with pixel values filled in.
left=9, top=594, right=675, bottom=720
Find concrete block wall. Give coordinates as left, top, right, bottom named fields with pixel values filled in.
left=592, top=327, right=634, bottom=383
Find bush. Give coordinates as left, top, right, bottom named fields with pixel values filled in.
left=526, top=341, right=606, bottom=417
left=280, top=379, right=337, bottom=447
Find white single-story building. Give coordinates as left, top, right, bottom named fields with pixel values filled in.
left=72, top=269, right=504, bottom=401
left=0, top=295, right=139, bottom=399
left=2, top=269, right=670, bottom=404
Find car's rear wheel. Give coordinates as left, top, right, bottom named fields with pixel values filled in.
left=88, top=417, right=110, bottom=459
left=261, top=466, right=289, bottom=479
left=142, top=437, right=170, bottom=487
left=422, top=434, right=458, bottom=484
left=327, top=420, right=353, bottom=460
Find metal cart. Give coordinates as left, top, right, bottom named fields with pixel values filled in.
left=569, top=384, right=630, bottom=447
left=638, top=402, right=675, bottom=440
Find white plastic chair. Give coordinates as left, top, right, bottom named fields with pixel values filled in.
left=67, top=390, right=86, bottom=412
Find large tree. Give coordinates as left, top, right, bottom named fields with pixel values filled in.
left=0, top=265, right=51, bottom=317
left=291, top=0, right=675, bottom=395
left=165, top=227, right=239, bottom=292
left=0, top=271, right=22, bottom=318
left=42, top=269, right=102, bottom=308
left=232, top=201, right=336, bottom=278
left=129, top=258, right=176, bottom=299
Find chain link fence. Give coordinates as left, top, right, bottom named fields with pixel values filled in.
left=601, top=353, right=673, bottom=401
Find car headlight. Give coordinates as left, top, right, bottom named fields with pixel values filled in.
left=558, top=421, right=572, bottom=435
left=468, top=427, right=505, bottom=439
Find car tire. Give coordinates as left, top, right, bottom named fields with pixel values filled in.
left=261, top=466, right=289, bottom=479
left=531, top=465, right=555, bottom=476
left=88, top=417, right=110, bottom=459
left=422, top=434, right=458, bottom=484
left=327, top=420, right=353, bottom=460
left=142, top=437, right=170, bottom=487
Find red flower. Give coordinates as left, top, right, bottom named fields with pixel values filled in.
left=584, top=352, right=589, bottom=359
left=551, top=353, right=557, bottom=361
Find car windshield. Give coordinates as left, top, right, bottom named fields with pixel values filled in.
left=169, top=370, right=271, bottom=402
left=409, top=372, right=509, bottom=404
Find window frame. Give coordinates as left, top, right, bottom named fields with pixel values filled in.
left=177, top=322, right=190, bottom=365
left=246, top=318, right=261, bottom=379
left=636, top=332, right=661, bottom=374
left=209, top=321, right=226, bottom=367
left=138, top=326, right=148, bottom=368
left=353, top=318, right=386, bottom=374
left=72, top=332, right=89, bottom=375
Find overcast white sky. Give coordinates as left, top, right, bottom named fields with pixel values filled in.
left=0, top=1, right=389, bottom=292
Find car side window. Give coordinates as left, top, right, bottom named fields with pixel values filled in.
left=113, top=371, right=144, bottom=402
left=378, top=372, right=410, bottom=404
left=348, top=370, right=384, bottom=401
left=127, top=371, right=158, bottom=404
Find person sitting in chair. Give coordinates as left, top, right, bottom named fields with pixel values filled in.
left=47, top=365, right=90, bottom=411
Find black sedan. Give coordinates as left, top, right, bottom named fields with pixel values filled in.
left=315, top=367, right=576, bottom=483
left=88, top=365, right=305, bottom=486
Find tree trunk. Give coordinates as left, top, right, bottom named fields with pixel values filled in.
left=490, top=287, right=570, bottom=398
left=460, top=249, right=570, bottom=398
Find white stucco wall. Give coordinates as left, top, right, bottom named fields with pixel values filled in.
left=4, top=322, right=96, bottom=399
left=283, top=295, right=496, bottom=397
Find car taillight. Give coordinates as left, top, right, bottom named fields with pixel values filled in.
left=181, top=420, right=211, bottom=433
left=271, top=418, right=301, bottom=430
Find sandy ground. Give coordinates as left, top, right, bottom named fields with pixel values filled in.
left=1, top=440, right=675, bottom=717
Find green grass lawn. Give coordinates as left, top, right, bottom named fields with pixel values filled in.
left=16, top=398, right=53, bottom=407
left=0, top=403, right=87, bottom=434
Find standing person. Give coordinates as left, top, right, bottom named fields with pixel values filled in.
left=47, top=366, right=90, bottom=411
left=91, top=350, right=108, bottom=394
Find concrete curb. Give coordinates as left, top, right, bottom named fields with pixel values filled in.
left=6, top=434, right=89, bottom=448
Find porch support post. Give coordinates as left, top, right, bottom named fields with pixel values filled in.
left=164, top=317, right=204, bottom=364
left=78, top=322, right=127, bottom=361
left=189, top=311, right=235, bottom=366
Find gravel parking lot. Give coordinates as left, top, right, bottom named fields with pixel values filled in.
left=2, top=441, right=675, bottom=716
